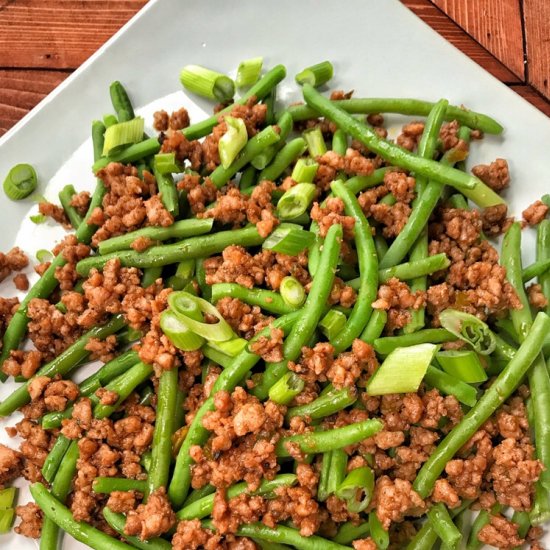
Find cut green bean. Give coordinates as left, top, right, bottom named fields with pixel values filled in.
left=296, top=61, right=334, bottom=87
left=259, top=137, right=307, bottom=182
left=211, top=283, right=297, bottom=315
left=424, top=365, right=478, bottom=407
left=427, top=503, right=461, bottom=550
left=109, top=81, right=135, bottom=121
left=360, top=309, right=387, bottom=344
left=332, top=521, right=370, bottom=545
left=268, top=372, right=305, bottom=405
left=373, top=328, right=456, bottom=355
left=58, top=184, right=83, bottom=229
left=522, top=258, right=550, bottom=282
left=41, top=434, right=71, bottom=483
left=93, top=478, right=147, bottom=494
left=287, top=386, right=357, bottom=420
left=369, top=511, right=389, bottom=550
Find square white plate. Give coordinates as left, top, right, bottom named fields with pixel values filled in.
left=0, top=0, right=548, bottom=548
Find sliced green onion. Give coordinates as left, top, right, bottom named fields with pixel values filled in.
left=160, top=310, right=205, bottom=351
left=102, top=117, right=145, bottom=156
left=0, top=508, right=14, bottom=534
left=279, top=276, right=306, bottom=307
left=103, top=114, right=118, bottom=128
left=180, top=64, right=235, bottom=102
left=268, top=372, right=305, bottom=405
left=427, top=503, right=461, bottom=550
left=3, top=163, right=38, bottom=201
left=207, top=338, right=247, bottom=357
left=202, top=345, right=233, bottom=369
left=236, top=57, right=263, bottom=88
left=168, top=291, right=234, bottom=342
left=277, top=183, right=316, bottom=220
left=219, top=116, right=248, bottom=169
left=335, top=466, right=374, bottom=513
left=439, top=309, right=496, bottom=355
left=262, top=224, right=315, bottom=255
left=367, top=343, right=437, bottom=395
left=436, top=349, right=488, bottom=383
left=168, top=259, right=196, bottom=291
left=295, top=61, right=334, bottom=87
left=303, top=127, right=327, bottom=157
left=291, top=158, right=319, bottom=183
left=320, top=309, right=347, bottom=341
left=424, top=365, right=478, bottom=407
left=154, top=153, right=183, bottom=175
left=30, top=214, right=46, bottom=224
left=0, top=487, right=16, bottom=509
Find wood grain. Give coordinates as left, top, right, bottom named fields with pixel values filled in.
left=433, top=0, right=525, bottom=79
left=510, top=84, right=550, bottom=117
left=0, top=0, right=147, bottom=69
left=402, top=0, right=521, bottom=83
left=523, top=0, right=550, bottom=100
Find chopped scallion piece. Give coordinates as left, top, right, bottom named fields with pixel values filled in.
left=367, top=343, right=437, bottom=395
left=303, top=126, right=327, bottom=157
left=439, top=309, right=496, bottom=355
left=291, top=158, right=319, bottom=183
left=154, top=152, right=183, bottom=175
left=335, top=466, right=374, bottom=513
left=180, top=64, right=235, bottom=102
left=207, top=337, right=248, bottom=357
left=320, top=309, right=347, bottom=341
left=295, top=61, right=334, bottom=87
left=268, top=372, right=305, bottom=405
left=0, top=508, right=14, bottom=534
left=279, top=276, right=306, bottom=307
left=36, top=249, right=53, bottom=263
left=102, top=117, right=145, bottom=156
left=236, top=57, right=263, bottom=88
left=277, top=183, right=316, bottom=220
left=29, top=214, right=46, bottom=224
left=262, top=224, right=315, bottom=255
left=436, top=349, right=488, bottom=383
left=3, top=163, right=38, bottom=201
left=160, top=310, right=204, bottom=351
left=219, top=116, right=248, bottom=169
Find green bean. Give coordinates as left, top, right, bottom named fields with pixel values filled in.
left=332, top=128, right=348, bottom=155
left=466, top=506, right=498, bottom=550
left=182, top=485, right=216, bottom=507
left=427, top=503, right=461, bottom=549
left=345, top=168, right=390, bottom=195
left=147, top=367, right=178, bottom=497
left=405, top=229, right=429, bottom=333
left=94, top=361, right=154, bottom=419
left=302, top=85, right=503, bottom=205
left=202, top=345, right=233, bottom=369
left=276, top=418, right=383, bottom=457
left=177, top=474, right=296, bottom=520
left=360, top=309, right=387, bottom=344
left=373, top=328, right=456, bottom=355
left=92, top=137, right=161, bottom=172
left=253, top=541, right=291, bottom=550
left=326, top=448, right=348, bottom=497
left=78, top=225, right=265, bottom=276
left=40, top=441, right=79, bottom=550
left=530, top=480, right=550, bottom=525
left=252, top=224, right=342, bottom=399
left=317, top=451, right=333, bottom=502
left=98, top=219, right=213, bottom=255
left=287, top=97, right=503, bottom=134
left=424, top=365, right=478, bottom=407
left=331, top=520, right=370, bottom=545
left=182, top=65, right=286, bottom=141
left=93, top=478, right=147, bottom=494
left=501, top=222, right=550, bottom=491
left=103, top=508, right=171, bottom=550
left=58, top=184, right=84, bottom=229
left=239, top=164, right=257, bottom=188
left=369, top=511, right=389, bottom=549
left=287, top=386, right=357, bottom=420
left=511, top=510, right=530, bottom=550
left=33, top=482, right=133, bottom=550
left=538, top=220, right=550, bottom=315
left=0, top=315, right=125, bottom=416
left=168, top=310, right=301, bottom=507
left=109, top=81, right=135, bottom=121
left=230, top=522, right=350, bottom=550
left=41, top=434, right=71, bottom=483
left=331, top=179, right=378, bottom=351
left=413, top=311, right=550, bottom=498
left=141, top=266, right=163, bottom=288
left=211, top=283, right=297, bottom=315
left=258, top=137, right=306, bottom=182
left=522, top=258, right=550, bottom=282
left=209, top=125, right=280, bottom=188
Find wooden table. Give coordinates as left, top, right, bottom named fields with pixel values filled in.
left=1, top=0, right=549, bottom=136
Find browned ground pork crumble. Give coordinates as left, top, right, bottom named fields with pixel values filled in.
left=0, top=95, right=546, bottom=550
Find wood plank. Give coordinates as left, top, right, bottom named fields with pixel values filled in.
left=0, top=69, right=70, bottom=135
left=0, top=0, right=147, bottom=69
left=509, top=84, right=550, bottom=117
left=432, top=0, right=525, bottom=79
left=523, top=0, right=550, bottom=101
left=402, top=0, right=520, bottom=83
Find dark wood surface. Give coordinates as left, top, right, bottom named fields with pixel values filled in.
left=1, top=0, right=548, bottom=136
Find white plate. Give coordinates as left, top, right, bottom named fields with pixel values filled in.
left=0, top=0, right=548, bottom=548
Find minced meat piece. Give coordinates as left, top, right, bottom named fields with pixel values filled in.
left=1, top=349, right=42, bottom=379
left=310, top=197, right=355, bottom=240
left=169, top=107, right=190, bottom=130
left=384, top=171, right=416, bottom=203
left=38, top=201, right=71, bottom=228
left=370, top=202, right=411, bottom=238
left=172, top=519, right=223, bottom=550
left=106, top=490, right=139, bottom=513
left=212, top=489, right=265, bottom=534
left=69, top=190, right=91, bottom=216
left=124, top=488, right=176, bottom=539
left=85, top=334, right=118, bottom=363
left=481, top=204, right=513, bottom=236
left=13, top=273, right=29, bottom=290
left=249, top=327, right=284, bottom=362
left=439, top=120, right=460, bottom=151
left=96, top=388, right=120, bottom=406
left=131, top=236, right=155, bottom=252
left=153, top=110, right=169, bottom=132
left=472, top=158, right=510, bottom=192
left=527, top=283, right=548, bottom=309
left=522, top=200, right=548, bottom=226
left=353, top=539, right=377, bottom=550
left=144, top=194, right=174, bottom=227
left=0, top=246, right=28, bottom=283
left=477, top=513, right=524, bottom=549
left=289, top=342, right=335, bottom=384
left=216, top=297, right=272, bottom=339
left=160, top=130, right=202, bottom=170
left=0, top=443, right=22, bottom=486
left=14, top=502, right=43, bottom=538
left=326, top=339, right=378, bottom=389
left=432, top=478, right=460, bottom=508
left=396, top=121, right=424, bottom=151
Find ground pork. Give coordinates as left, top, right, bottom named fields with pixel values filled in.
left=13, top=419, right=52, bottom=482
left=172, top=519, right=223, bottom=550
left=439, top=120, right=460, bottom=151
left=370, top=202, right=412, bottom=238
left=69, top=190, right=91, bottom=216
left=13, top=273, right=29, bottom=290
left=396, top=121, right=424, bottom=151
left=0, top=443, right=22, bottom=487
left=477, top=513, right=524, bottom=549
left=522, top=200, right=548, bottom=226
left=53, top=234, right=91, bottom=291
left=249, top=327, right=284, bottom=362
left=38, top=201, right=71, bottom=228
left=124, top=488, right=175, bottom=540
left=0, top=247, right=28, bottom=283
left=383, top=171, right=416, bottom=203
left=310, top=197, right=355, bottom=241
left=472, top=158, right=510, bottom=192
left=481, top=204, right=513, bottom=236
left=1, top=349, right=42, bottom=379
left=14, top=502, right=43, bottom=538
left=160, top=130, right=203, bottom=170
left=527, top=283, right=548, bottom=309
left=215, top=297, right=273, bottom=340
left=85, top=334, right=118, bottom=363
left=106, top=490, right=140, bottom=513
left=212, top=489, right=265, bottom=534
left=314, top=150, right=375, bottom=191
